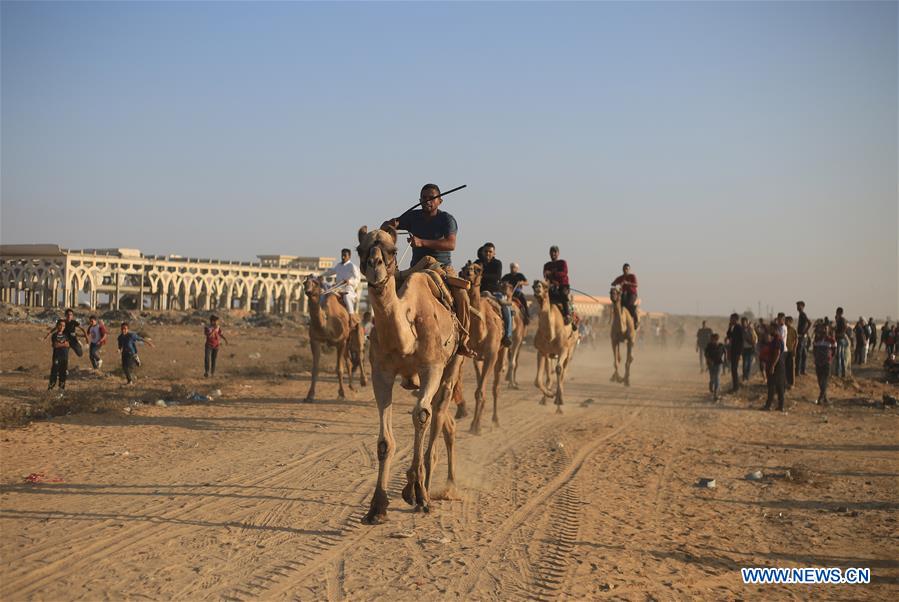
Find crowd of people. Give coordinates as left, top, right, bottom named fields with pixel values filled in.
left=698, top=302, right=896, bottom=411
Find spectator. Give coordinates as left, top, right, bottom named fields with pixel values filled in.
left=812, top=323, right=836, bottom=405
left=86, top=315, right=108, bottom=370
left=867, top=317, right=878, bottom=356
left=756, top=318, right=769, bottom=382
left=853, top=317, right=868, bottom=366
left=724, top=313, right=743, bottom=393
left=741, top=316, right=756, bottom=381
left=795, top=301, right=811, bottom=376
left=47, top=319, right=70, bottom=391
left=762, top=327, right=786, bottom=412
left=118, top=322, right=154, bottom=385
left=879, top=321, right=892, bottom=353
left=785, top=316, right=798, bottom=389
left=204, top=315, right=229, bottom=378
left=704, top=333, right=726, bottom=402
left=834, top=307, right=849, bottom=377
left=883, top=322, right=896, bottom=356
left=696, top=321, right=712, bottom=373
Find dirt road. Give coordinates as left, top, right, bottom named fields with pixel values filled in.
left=2, top=334, right=897, bottom=600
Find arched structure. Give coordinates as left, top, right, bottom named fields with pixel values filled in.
left=0, top=245, right=352, bottom=315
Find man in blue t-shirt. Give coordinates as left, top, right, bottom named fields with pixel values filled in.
left=383, top=183, right=475, bottom=359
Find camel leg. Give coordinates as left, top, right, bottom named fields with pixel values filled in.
left=624, top=340, right=634, bottom=387
left=426, top=355, right=463, bottom=491
left=402, top=364, right=442, bottom=512
left=492, top=347, right=507, bottom=426
left=335, top=341, right=347, bottom=400
left=305, top=340, right=321, bottom=402
left=471, top=354, right=494, bottom=435
left=359, top=345, right=368, bottom=387
left=535, top=353, right=553, bottom=402
left=345, top=346, right=356, bottom=392
left=611, top=340, right=621, bottom=383
left=362, top=368, right=395, bottom=524
left=554, top=356, right=564, bottom=413
left=453, top=376, right=468, bottom=419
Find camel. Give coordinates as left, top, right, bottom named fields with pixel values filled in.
left=532, top=281, right=579, bottom=412
left=356, top=226, right=465, bottom=524
left=302, top=275, right=353, bottom=402
left=346, top=319, right=367, bottom=389
left=458, top=261, right=507, bottom=434
left=501, top=280, right=528, bottom=389
left=609, top=287, right=636, bottom=386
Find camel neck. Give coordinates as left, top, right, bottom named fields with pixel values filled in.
left=308, top=295, right=326, bottom=329
left=367, top=276, right=415, bottom=355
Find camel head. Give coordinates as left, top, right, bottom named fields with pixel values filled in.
left=532, top=281, right=549, bottom=305
left=609, top=287, right=621, bottom=304
left=303, top=275, right=323, bottom=299
left=459, top=260, right=483, bottom=288
left=500, top=280, right=515, bottom=299
left=357, top=225, right=398, bottom=289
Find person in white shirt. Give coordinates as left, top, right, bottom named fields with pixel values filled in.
left=322, top=248, right=362, bottom=316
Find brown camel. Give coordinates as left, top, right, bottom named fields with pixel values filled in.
left=609, top=287, right=636, bottom=386
left=346, top=319, right=367, bottom=389
left=356, top=226, right=465, bottom=524
left=302, top=275, right=352, bottom=402
left=532, top=281, right=579, bottom=412
left=458, top=261, right=507, bottom=434
left=501, top=280, right=528, bottom=389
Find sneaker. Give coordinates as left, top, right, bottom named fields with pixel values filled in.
left=133, top=355, right=141, bottom=367
left=204, top=373, right=209, bottom=378
left=501, top=336, right=512, bottom=348
left=97, top=359, right=103, bottom=369
left=47, top=384, right=55, bottom=391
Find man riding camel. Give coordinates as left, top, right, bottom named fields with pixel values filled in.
left=321, top=248, right=362, bottom=320
left=611, top=262, right=639, bottom=328
left=383, top=183, right=476, bottom=358
left=543, top=245, right=576, bottom=329
left=476, top=242, right=513, bottom=348
left=501, top=262, right=530, bottom=327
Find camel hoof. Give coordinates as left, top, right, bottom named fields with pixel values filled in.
left=555, top=406, right=564, bottom=415
left=337, top=393, right=346, bottom=401
left=455, top=406, right=468, bottom=419
left=492, top=417, right=500, bottom=427
left=361, top=378, right=368, bottom=387
left=361, top=511, right=387, bottom=525
left=539, top=398, right=547, bottom=406
left=303, top=396, right=314, bottom=403
left=401, top=482, right=415, bottom=506
left=624, top=379, right=630, bottom=387
left=469, top=425, right=482, bottom=436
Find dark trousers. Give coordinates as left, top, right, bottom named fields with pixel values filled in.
left=549, top=285, right=572, bottom=322
left=89, top=343, right=102, bottom=369
left=729, top=350, right=740, bottom=391
left=512, top=290, right=529, bottom=325
left=815, top=363, right=830, bottom=402
left=621, top=291, right=639, bottom=327
left=784, top=352, right=794, bottom=387
left=741, top=349, right=754, bottom=380
left=796, top=337, right=808, bottom=375
left=765, top=358, right=786, bottom=410
left=49, top=348, right=69, bottom=388
left=122, top=351, right=136, bottom=383
left=68, top=335, right=83, bottom=357
left=205, top=346, right=219, bottom=376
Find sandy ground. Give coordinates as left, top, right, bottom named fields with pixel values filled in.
left=1, top=322, right=897, bottom=600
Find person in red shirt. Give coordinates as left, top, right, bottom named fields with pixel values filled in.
left=611, top=263, right=639, bottom=328
left=543, top=245, right=574, bottom=327
left=204, top=315, right=229, bottom=378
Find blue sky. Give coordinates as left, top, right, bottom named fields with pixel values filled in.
left=2, top=1, right=897, bottom=317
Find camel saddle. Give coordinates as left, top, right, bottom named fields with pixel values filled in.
left=397, top=255, right=469, bottom=314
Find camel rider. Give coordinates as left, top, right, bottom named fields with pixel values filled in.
left=321, top=248, right=361, bottom=318
left=476, top=242, right=513, bottom=348
left=501, top=262, right=530, bottom=326
left=611, top=263, right=639, bottom=328
left=543, top=245, right=575, bottom=328
left=383, top=183, right=476, bottom=358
